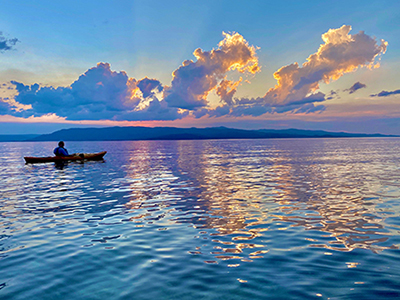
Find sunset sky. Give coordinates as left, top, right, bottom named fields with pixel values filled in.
left=1, top=0, right=400, bottom=134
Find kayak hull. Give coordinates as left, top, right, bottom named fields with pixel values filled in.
left=24, top=151, right=107, bottom=164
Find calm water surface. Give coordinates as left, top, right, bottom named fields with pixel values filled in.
left=1, top=138, right=400, bottom=299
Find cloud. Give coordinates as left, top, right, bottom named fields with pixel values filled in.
left=0, top=32, right=19, bottom=52
left=7, top=63, right=185, bottom=121
left=196, top=105, right=232, bottom=118
left=271, top=102, right=326, bottom=114
left=193, top=25, right=386, bottom=119
left=216, top=78, right=242, bottom=106
left=194, top=103, right=273, bottom=118
left=164, top=32, right=260, bottom=109
left=326, top=90, right=339, bottom=100
left=116, top=98, right=188, bottom=121
left=344, top=82, right=366, bottom=94
left=277, top=91, right=326, bottom=107
left=293, top=103, right=326, bottom=114
left=370, top=89, right=400, bottom=97
left=0, top=98, right=12, bottom=114
left=230, top=105, right=271, bottom=117
left=136, top=77, right=163, bottom=98
left=2, top=26, right=388, bottom=122
left=260, top=25, right=387, bottom=107
left=10, top=63, right=134, bottom=119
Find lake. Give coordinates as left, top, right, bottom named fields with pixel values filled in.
left=1, top=138, right=400, bottom=299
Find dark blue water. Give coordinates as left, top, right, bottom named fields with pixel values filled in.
left=1, top=138, right=400, bottom=299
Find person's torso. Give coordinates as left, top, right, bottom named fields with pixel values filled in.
left=55, top=147, right=68, bottom=156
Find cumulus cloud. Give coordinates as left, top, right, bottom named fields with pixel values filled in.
left=0, top=32, right=19, bottom=52
left=230, top=104, right=271, bottom=117
left=164, top=32, right=260, bottom=109
left=0, top=98, right=12, bottom=114
left=10, top=63, right=133, bottom=119
left=136, top=77, right=163, bottom=98
left=1, top=26, right=388, bottom=122
left=6, top=63, right=184, bottom=121
left=261, top=25, right=387, bottom=106
left=293, top=103, right=326, bottom=114
left=195, top=25, right=387, bottom=118
left=216, top=78, right=242, bottom=106
left=117, top=98, right=188, bottom=121
left=344, top=82, right=366, bottom=94
left=192, top=104, right=271, bottom=119
left=370, top=89, right=400, bottom=97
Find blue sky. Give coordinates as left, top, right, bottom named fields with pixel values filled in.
left=1, top=0, right=400, bottom=134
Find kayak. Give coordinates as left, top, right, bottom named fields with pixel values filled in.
left=24, top=151, right=107, bottom=164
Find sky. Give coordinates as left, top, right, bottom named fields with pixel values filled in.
left=1, top=0, right=400, bottom=134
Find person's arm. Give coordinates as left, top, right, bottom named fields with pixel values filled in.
left=60, top=148, right=69, bottom=156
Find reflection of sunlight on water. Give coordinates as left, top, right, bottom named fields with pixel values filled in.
left=100, top=138, right=400, bottom=265
left=2, top=139, right=400, bottom=267
left=2, top=139, right=400, bottom=299
left=269, top=142, right=400, bottom=253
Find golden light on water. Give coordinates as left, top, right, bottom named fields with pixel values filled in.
left=120, top=138, right=399, bottom=266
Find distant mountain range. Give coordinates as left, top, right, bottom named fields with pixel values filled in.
left=0, top=126, right=396, bottom=142
left=0, top=134, right=40, bottom=142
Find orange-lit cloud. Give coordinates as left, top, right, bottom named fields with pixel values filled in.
left=263, top=25, right=387, bottom=106
left=164, top=32, right=259, bottom=109
left=216, top=77, right=243, bottom=105
left=200, top=25, right=388, bottom=118
left=0, top=26, right=389, bottom=123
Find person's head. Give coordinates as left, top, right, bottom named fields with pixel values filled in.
left=58, top=141, right=65, bottom=147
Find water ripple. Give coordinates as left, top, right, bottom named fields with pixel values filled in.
left=1, top=139, right=400, bottom=299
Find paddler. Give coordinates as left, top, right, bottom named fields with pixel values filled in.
left=54, top=141, right=69, bottom=156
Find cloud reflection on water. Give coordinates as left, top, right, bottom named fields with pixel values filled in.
left=120, top=138, right=399, bottom=264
